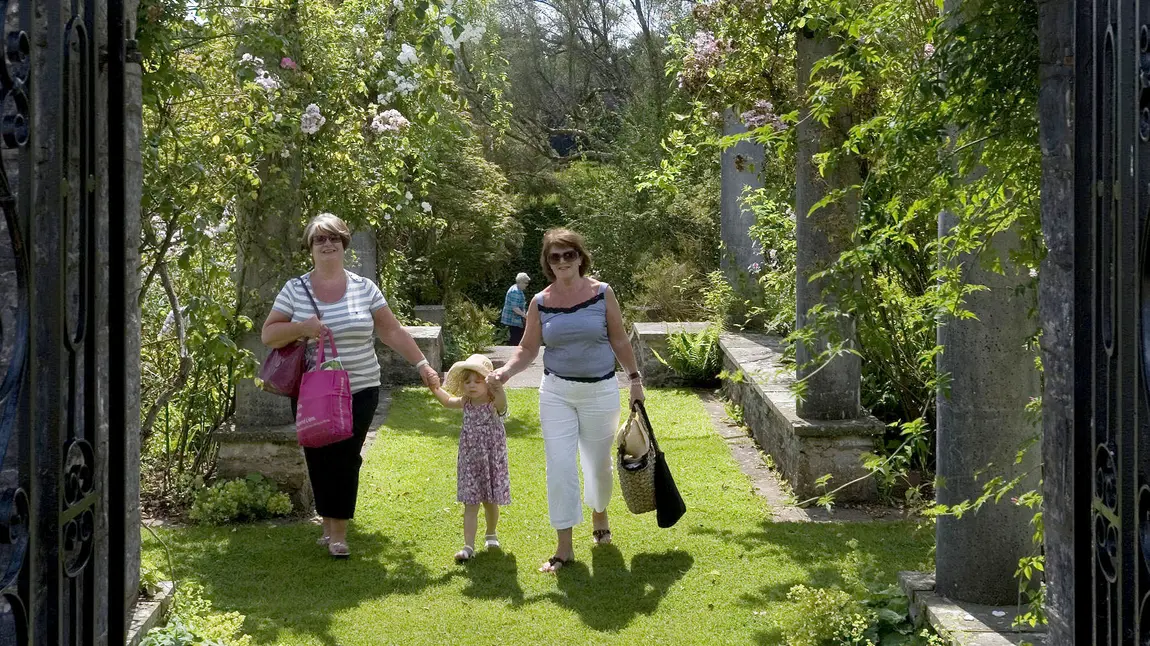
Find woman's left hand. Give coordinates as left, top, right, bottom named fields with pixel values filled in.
left=630, top=381, right=645, bottom=404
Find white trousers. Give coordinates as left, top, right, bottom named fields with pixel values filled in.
left=538, top=374, right=622, bottom=530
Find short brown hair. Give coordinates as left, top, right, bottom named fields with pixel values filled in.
left=303, top=213, right=352, bottom=250
left=539, top=228, right=592, bottom=282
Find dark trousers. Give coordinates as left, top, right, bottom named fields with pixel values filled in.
left=291, top=386, right=380, bottom=519
left=507, top=324, right=525, bottom=346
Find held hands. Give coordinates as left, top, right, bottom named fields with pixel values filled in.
left=419, top=364, right=441, bottom=391
left=486, top=369, right=508, bottom=388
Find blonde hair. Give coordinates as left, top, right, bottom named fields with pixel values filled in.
left=302, top=213, right=351, bottom=250
left=539, top=228, right=592, bottom=282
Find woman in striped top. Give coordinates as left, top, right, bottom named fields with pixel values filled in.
left=261, top=213, right=440, bottom=558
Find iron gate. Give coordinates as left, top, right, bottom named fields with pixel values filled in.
left=1075, top=0, right=1150, bottom=643
left=0, top=0, right=129, bottom=641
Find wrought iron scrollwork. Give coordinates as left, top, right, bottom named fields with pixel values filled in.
left=1077, top=2, right=1150, bottom=644
left=0, top=0, right=31, bottom=640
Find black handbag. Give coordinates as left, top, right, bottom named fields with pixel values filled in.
left=632, top=400, right=686, bottom=528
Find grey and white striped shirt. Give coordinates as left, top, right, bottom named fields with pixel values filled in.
left=272, top=270, right=387, bottom=392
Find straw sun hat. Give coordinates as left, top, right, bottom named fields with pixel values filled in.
left=444, top=354, right=495, bottom=396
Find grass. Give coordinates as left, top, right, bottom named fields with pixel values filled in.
left=143, top=388, right=933, bottom=645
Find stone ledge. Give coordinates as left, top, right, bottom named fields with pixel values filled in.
left=899, top=572, right=1047, bottom=646
left=127, top=581, right=176, bottom=646
left=216, top=422, right=313, bottom=513
left=719, top=332, right=881, bottom=501
left=629, top=322, right=713, bottom=387
left=378, top=325, right=443, bottom=385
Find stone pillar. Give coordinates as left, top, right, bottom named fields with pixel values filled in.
left=721, top=109, right=765, bottom=282
left=934, top=224, right=1042, bottom=605
left=123, top=3, right=145, bottom=618
left=933, top=0, right=1043, bottom=607
left=346, top=229, right=377, bottom=281
left=794, top=29, right=862, bottom=421
left=1036, top=0, right=1076, bottom=639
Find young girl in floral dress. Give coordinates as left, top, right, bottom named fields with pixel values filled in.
left=432, top=354, right=512, bottom=562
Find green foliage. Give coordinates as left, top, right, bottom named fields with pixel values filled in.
left=628, top=256, right=711, bottom=322
left=555, top=162, right=719, bottom=301
left=141, top=582, right=252, bottom=646
left=443, top=298, right=497, bottom=365
left=743, top=188, right=797, bottom=335
left=777, top=541, right=943, bottom=646
left=655, top=325, right=723, bottom=386
left=188, top=474, right=294, bottom=525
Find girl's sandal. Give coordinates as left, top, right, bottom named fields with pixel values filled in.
left=592, top=529, right=612, bottom=545
left=539, top=555, right=571, bottom=573
left=454, top=546, right=476, bottom=562
left=484, top=534, right=501, bottom=550
left=328, top=541, right=350, bottom=559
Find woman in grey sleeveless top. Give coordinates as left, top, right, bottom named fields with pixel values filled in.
left=488, top=228, right=645, bottom=573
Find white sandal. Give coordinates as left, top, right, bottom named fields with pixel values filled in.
left=454, top=545, right=475, bottom=562
left=484, top=534, right=501, bottom=550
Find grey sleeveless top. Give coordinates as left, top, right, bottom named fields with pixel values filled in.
left=538, top=283, right=616, bottom=380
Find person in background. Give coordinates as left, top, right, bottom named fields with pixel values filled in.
left=501, top=272, right=531, bottom=346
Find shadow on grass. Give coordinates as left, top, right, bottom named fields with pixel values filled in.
left=442, top=549, right=531, bottom=607
left=540, top=545, right=695, bottom=632
left=164, top=522, right=451, bottom=646
left=691, top=520, right=932, bottom=644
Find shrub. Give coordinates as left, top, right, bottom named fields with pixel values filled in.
left=628, top=256, right=710, bottom=322
left=443, top=298, right=497, bottom=365
left=140, top=582, right=252, bottom=646
left=188, top=474, right=293, bottom=525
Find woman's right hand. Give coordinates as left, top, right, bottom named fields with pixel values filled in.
left=299, top=315, right=324, bottom=339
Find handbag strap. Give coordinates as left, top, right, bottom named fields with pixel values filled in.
left=631, top=400, right=661, bottom=453
left=298, top=276, right=323, bottom=319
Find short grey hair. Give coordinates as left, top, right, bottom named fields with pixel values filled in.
left=516, top=272, right=530, bottom=283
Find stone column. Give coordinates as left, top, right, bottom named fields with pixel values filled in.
left=346, top=229, right=377, bottom=281
left=720, top=109, right=765, bottom=283
left=933, top=0, right=1043, bottom=607
left=935, top=222, right=1042, bottom=604
left=1036, top=0, right=1076, bottom=639
left=122, top=4, right=145, bottom=618
left=234, top=202, right=300, bottom=430
left=794, top=28, right=862, bottom=421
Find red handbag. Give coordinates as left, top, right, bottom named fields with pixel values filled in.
left=257, top=277, right=321, bottom=398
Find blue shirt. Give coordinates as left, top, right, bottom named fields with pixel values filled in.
left=501, top=285, right=527, bottom=326
left=538, top=283, right=616, bottom=379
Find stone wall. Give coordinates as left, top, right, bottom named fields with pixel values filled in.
left=719, top=333, right=880, bottom=501
left=629, top=322, right=712, bottom=387
left=378, top=326, right=444, bottom=384
left=216, top=424, right=314, bottom=513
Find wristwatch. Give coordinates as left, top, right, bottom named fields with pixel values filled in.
left=628, top=371, right=642, bottom=384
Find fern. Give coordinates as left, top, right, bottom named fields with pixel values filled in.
left=653, top=324, right=722, bottom=385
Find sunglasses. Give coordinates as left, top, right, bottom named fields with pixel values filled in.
left=547, top=249, right=580, bottom=265
left=312, top=234, right=342, bottom=247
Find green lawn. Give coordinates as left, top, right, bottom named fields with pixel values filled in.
left=143, top=388, right=933, bottom=645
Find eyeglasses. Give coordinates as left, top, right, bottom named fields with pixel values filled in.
left=312, top=234, right=342, bottom=247
left=547, top=249, right=580, bottom=265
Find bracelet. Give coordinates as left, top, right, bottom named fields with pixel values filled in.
left=414, top=359, right=429, bottom=370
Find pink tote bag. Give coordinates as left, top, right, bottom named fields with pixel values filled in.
left=295, top=329, right=354, bottom=448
